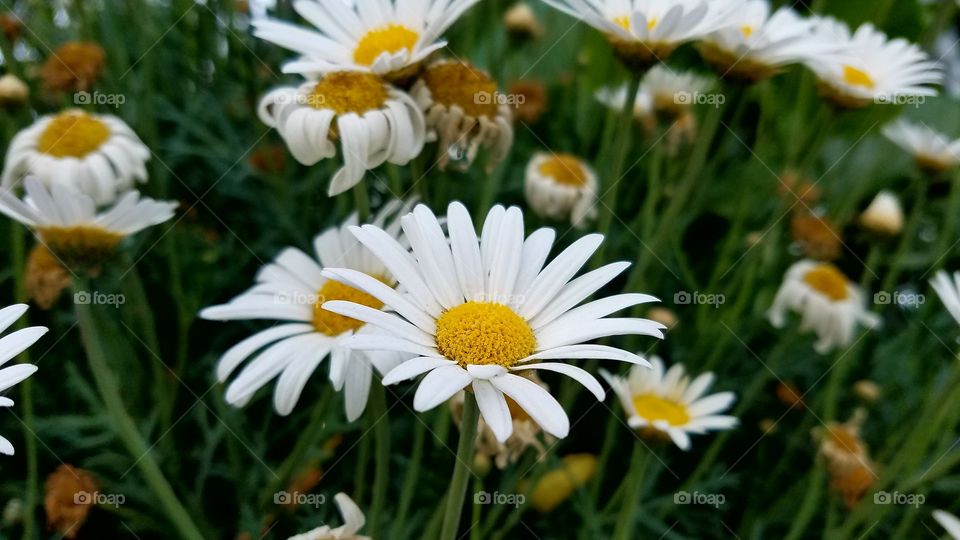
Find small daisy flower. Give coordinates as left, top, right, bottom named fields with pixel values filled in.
left=930, top=270, right=960, bottom=328
left=253, top=0, right=481, bottom=84
left=411, top=60, right=514, bottom=172
left=288, top=492, right=369, bottom=540
left=200, top=201, right=412, bottom=421
left=0, top=73, right=29, bottom=107
left=601, top=356, right=737, bottom=450
left=0, top=304, right=47, bottom=456
left=40, top=42, right=105, bottom=94
left=858, top=191, right=903, bottom=236
left=524, top=152, right=597, bottom=227
left=768, top=260, right=880, bottom=354
left=0, top=177, right=177, bottom=270
left=2, top=110, right=151, bottom=206
left=258, top=73, right=425, bottom=196
left=934, top=510, right=960, bottom=539
left=322, top=202, right=663, bottom=441
left=882, top=118, right=960, bottom=174
left=806, top=17, right=941, bottom=108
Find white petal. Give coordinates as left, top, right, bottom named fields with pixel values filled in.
left=382, top=357, right=457, bottom=385
left=490, top=373, right=569, bottom=438
left=473, top=380, right=513, bottom=442
left=511, top=362, right=605, bottom=400
left=412, top=365, right=472, bottom=410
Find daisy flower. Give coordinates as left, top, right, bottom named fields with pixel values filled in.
left=767, top=260, right=880, bottom=354
left=882, top=118, right=960, bottom=174
left=0, top=304, right=47, bottom=455
left=200, top=200, right=412, bottom=421
left=601, top=356, right=737, bottom=450
left=930, top=270, right=960, bottom=328
left=258, top=73, right=426, bottom=197
left=806, top=17, right=941, bottom=108
left=524, top=152, right=597, bottom=227
left=252, top=0, right=482, bottom=83
left=597, top=65, right=714, bottom=121
left=934, top=510, right=960, bottom=539
left=287, top=492, right=369, bottom=540
left=0, top=177, right=177, bottom=269
left=410, top=60, right=514, bottom=172
left=321, top=202, right=664, bottom=441
left=2, top=110, right=151, bottom=206
left=541, top=0, right=745, bottom=70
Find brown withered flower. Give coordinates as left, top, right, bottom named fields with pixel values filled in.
left=791, top=212, right=843, bottom=261
left=508, top=79, right=548, bottom=125
left=44, top=465, right=98, bottom=539
left=26, top=244, right=71, bottom=310
left=40, top=42, right=106, bottom=94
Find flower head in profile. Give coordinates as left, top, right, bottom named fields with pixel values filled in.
left=767, top=260, right=880, bottom=354
left=253, top=0, right=481, bottom=84
left=0, top=304, right=46, bottom=455
left=0, top=177, right=176, bottom=270
left=288, top=493, right=369, bottom=540
left=322, top=202, right=663, bottom=441
left=858, top=191, right=903, bottom=237
left=40, top=42, right=105, bottom=94
left=524, top=152, right=597, bottom=227
left=201, top=200, right=412, bottom=421
left=601, top=356, right=737, bottom=450
left=2, top=110, right=151, bottom=206
left=882, top=118, right=960, bottom=175
left=258, top=73, right=425, bottom=196
left=930, top=270, right=960, bottom=329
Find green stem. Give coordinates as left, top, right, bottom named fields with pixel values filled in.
left=881, top=175, right=926, bottom=293
left=262, top=390, right=331, bottom=509
left=368, top=384, right=391, bottom=538
left=394, top=417, right=426, bottom=537
left=782, top=462, right=826, bottom=540
left=931, top=171, right=960, bottom=272
left=611, top=444, right=651, bottom=540
left=440, top=392, right=479, bottom=540
left=353, top=180, right=371, bottom=222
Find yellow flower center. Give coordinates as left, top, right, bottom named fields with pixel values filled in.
left=312, top=278, right=386, bottom=336
left=308, top=72, right=389, bottom=115
left=612, top=15, right=657, bottom=31
left=538, top=154, right=589, bottom=187
left=435, top=302, right=536, bottom=367
left=38, top=225, right=123, bottom=268
left=842, top=65, right=875, bottom=89
left=632, top=393, right=690, bottom=426
left=802, top=263, right=850, bottom=302
left=421, top=61, right=500, bottom=118
left=37, top=113, right=110, bottom=158
left=353, top=24, right=420, bottom=67
left=741, top=25, right=754, bottom=38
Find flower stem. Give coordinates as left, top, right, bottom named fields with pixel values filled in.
left=394, top=416, right=427, bottom=536
left=368, top=383, right=391, bottom=538
left=440, top=391, right=479, bottom=540
left=611, top=444, right=651, bottom=540
left=354, top=179, right=371, bottom=222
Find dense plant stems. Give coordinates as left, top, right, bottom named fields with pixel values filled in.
left=440, top=392, right=480, bottom=540
left=612, top=444, right=651, bottom=540
left=368, top=383, right=391, bottom=538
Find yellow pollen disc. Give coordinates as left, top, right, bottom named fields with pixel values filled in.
left=741, top=25, right=754, bottom=38
left=421, top=61, right=499, bottom=118
left=613, top=15, right=630, bottom=31
left=802, top=263, right=850, bottom=302
left=37, top=113, right=110, bottom=158
left=312, top=278, right=385, bottom=336
left=353, top=24, right=420, bottom=67
left=309, top=72, right=389, bottom=115
left=842, top=65, right=875, bottom=89
left=647, top=17, right=657, bottom=30
left=38, top=225, right=123, bottom=268
left=632, top=393, right=690, bottom=426
left=538, top=154, right=589, bottom=187
left=435, top=302, right=536, bottom=367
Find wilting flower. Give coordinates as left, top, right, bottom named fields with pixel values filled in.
left=814, top=409, right=877, bottom=509
left=411, top=60, right=514, bottom=172
left=43, top=465, right=98, bottom=539
left=524, top=152, right=597, bottom=227
left=288, top=493, right=369, bottom=540
left=882, top=119, right=960, bottom=174
left=200, top=201, right=411, bottom=421
left=25, top=245, right=71, bottom=310
left=0, top=178, right=176, bottom=270
left=40, top=42, right=106, bottom=94
left=0, top=74, right=28, bottom=107
left=529, top=454, right=596, bottom=512
left=504, top=2, right=544, bottom=41
left=768, top=260, right=880, bottom=353
left=931, top=270, right=960, bottom=328
left=934, top=510, right=960, bottom=539
left=508, top=79, right=548, bottom=124
left=253, top=0, right=481, bottom=84
left=258, top=73, right=425, bottom=196
left=602, top=357, right=737, bottom=450
left=806, top=18, right=941, bottom=108
left=790, top=212, right=842, bottom=261
left=323, top=202, right=663, bottom=441
left=858, top=191, right=903, bottom=236
left=0, top=304, right=46, bottom=455
left=2, top=110, right=151, bottom=206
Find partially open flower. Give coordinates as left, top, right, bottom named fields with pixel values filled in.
left=504, top=3, right=544, bottom=41
left=859, top=191, right=903, bottom=236
left=813, top=409, right=877, bottom=509
left=43, top=465, right=98, bottom=539
left=0, top=74, right=28, bottom=107
left=288, top=493, right=369, bottom=540
left=40, top=42, right=106, bottom=94
left=529, top=454, right=597, bottom=513
left=791, top=212, right=842, bottom=261
left=524, top=152, right=597, bottom=227
left=26, top=244, right=71, bottom=310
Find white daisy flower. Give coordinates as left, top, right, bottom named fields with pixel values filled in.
left=258, top=73, right=426, bottom=197
left=767, top=260, right=880, bottom=354
left=597, top=65, right=714, bottom=121
left=882, top=118, right=960, bottom=174
left=200, top=200, right=412, bottom=421
left=524, top=152, right=598, bottom=227
left=1, top=110, right=150, bottom=206
left=805, top=17, right=941, bottom=108
left=0, top=304, right=47, bottom=456
left=0, top=177, right=177, bottom=268
left=601, top=356, right=737, bottom=450
left=252, top=0, right=481, bottom=83
left=541, top=0, right=745, bottom=69
left=410, top=60, right=514, bottom=172
left=321, top=202, right=664, bottom=442
left=930, top=270, right=960, bottom=329
left=288, top=492, right=369, bottom=540
left=934, top=510, right=960, bottom=540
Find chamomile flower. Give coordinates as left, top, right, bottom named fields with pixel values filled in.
left=411, top=60, right=514, bottom=172
left=322, top=202, right=663, bottom=442
left=200, top=201, right=412, bottom=421
left=524, top=152, right=597, bottom=227
left=252, top=0, right=481, bottom=84
left=601, top=357, right=737, bottom=450
left=258, top=73, right=425, bottom=196
left=767, top=260, right=880, bottom=354
left=288, top=493, right=369, bottom=540
left=0, top=177, right=177, bottom=269
left=882, top=119, right=960, bottom=174
left=930, top=270, right=960, bottom=328
left=934, top=510, right=960, bottom=539
left=0, top=304, right=47, bottom=456
left=806, top=17, right=941, bottom=108
left=2, top=110, right=151, bottom=206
